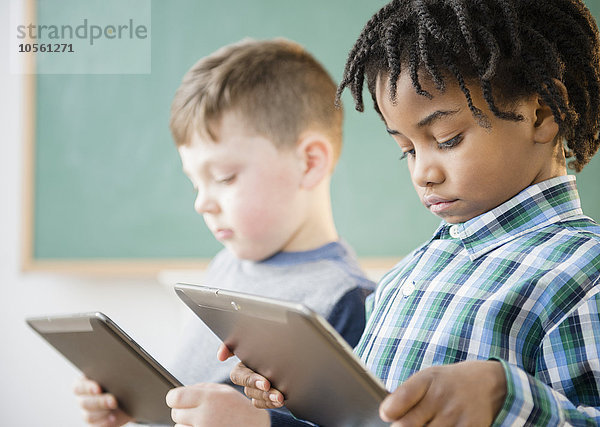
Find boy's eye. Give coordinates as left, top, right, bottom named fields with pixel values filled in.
left=399, top=149, right=415, bottom=160
left=215, top=174, right=236, bottom=184
left=437, top=134, right=463, bottom=149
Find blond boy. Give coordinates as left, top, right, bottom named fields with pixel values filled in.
left=73, top=38, right=374, bottom=426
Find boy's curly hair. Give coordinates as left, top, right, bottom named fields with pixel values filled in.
left=338, top=0, right=600, bottom=171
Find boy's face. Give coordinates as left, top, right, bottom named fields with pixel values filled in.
left=178, top=111, right=307, bottom=261
left=375, top=70, right=558, bottom=224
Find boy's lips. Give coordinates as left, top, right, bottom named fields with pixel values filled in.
left=213, top=228, right=234, bottom=240
left=423, top=195, right=458, bottom=214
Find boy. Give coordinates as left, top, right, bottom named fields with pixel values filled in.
left=228, top=1, right=600, bottom=425
left=73, top=38, right=374, bottom=426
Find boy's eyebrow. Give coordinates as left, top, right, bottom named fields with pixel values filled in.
left=417, top=108, right=461, bottom=128
left=385, top=108, right=463, bottom=135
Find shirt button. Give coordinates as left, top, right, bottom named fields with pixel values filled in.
left=402, top=282, right=416, bottom=297
left=449, top=225, right=461, bottom=239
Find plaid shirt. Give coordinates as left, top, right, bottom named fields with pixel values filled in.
left=356, top=175, right=600, bottom=426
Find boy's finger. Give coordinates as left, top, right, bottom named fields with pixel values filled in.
left=243, top=386, right=284, bottom=406
left=251, top=398, right=284, bottom=410
left=79, top=394, right=118, bottom=411
left=388, top=395, right=436, bottom=427
left=170, top=408, right=190, bottom=424
left=230, top=362, right=270, bottom=391
left=380, top=372, right=430, bottom=421
left=73, top=378, right=102, bottom=396
left=166, top=385, right=205, bottom=409
left=81, top=408, right=113, bottom=424
left=90, top=415, right=119, bottom=427
left=216, top=343, right=234, bottom=361
left=166, top=387, right=183, bottom=409
left=242, top=386, right=269, bottom=400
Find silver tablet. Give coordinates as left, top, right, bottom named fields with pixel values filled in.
left=26, top=312, right=181, bottom=425
left=174, top=283, right=389, bottom=427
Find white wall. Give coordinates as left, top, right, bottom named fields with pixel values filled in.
left=0, top=2, right=193, bottom=426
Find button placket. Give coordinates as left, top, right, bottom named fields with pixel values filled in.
left=402, top=281, right=416, bottom=297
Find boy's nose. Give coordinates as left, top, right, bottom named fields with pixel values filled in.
left=194, top=191, right=219, bottom=215
left=411, top=155, right=444, bottom=188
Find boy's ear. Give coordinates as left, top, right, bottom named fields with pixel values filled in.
left=533, top=79, right=566, bottom=145
left=295, top=132, right=333, bottom=190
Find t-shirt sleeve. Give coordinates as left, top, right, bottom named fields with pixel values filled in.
left=325, top=286, right=372, bottom=348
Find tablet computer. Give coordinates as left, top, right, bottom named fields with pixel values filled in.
left=26, top=312, right=182, bottom=425
left=174, top=283, right=389, bottom=427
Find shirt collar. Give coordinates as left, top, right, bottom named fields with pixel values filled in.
left=431, top=175, right=583, bottom=260
left=251, top=240, right=348, bottom=267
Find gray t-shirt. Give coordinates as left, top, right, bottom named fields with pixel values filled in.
left=168, top=240, right=374, bottom=385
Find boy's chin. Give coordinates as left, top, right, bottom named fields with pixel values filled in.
left=226, top=244, right=278, bottom=262
left=425, top=204, right=478, bottom=224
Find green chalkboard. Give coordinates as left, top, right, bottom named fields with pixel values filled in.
left=26, top=0, right=600, bottom=271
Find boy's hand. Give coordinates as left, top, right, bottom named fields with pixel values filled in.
left=73, top=377, right=132, bottom=427
left=218, top=343, right=284, bottom=409
left=229, top=361, right=285, bottom=409
left=166, top=382, right=270, bottom=427
left=380, top=360, right=507, bottom=426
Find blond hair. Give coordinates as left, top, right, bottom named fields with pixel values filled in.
left=170, top=38, right=343, bottom=161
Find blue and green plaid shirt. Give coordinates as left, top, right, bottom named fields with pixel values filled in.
left=356, top=175, right=600, bottom=426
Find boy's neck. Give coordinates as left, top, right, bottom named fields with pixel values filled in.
left=551, top=143, right=568, bottom=177
left=530, top=141, right=568, bottom=187
left=281, top=179, right=339, bottom=253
